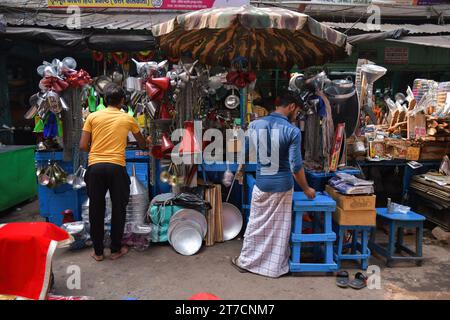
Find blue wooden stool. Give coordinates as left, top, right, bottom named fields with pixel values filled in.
left=332, top=223, right=372, bottom=270
left=369, top=208, right=425, bottom=267
left=289, top=192, right=338, bottom=273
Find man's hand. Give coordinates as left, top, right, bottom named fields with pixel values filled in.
left=235, top=164, right=245, bottom=185
left=304, top=187, right=316, bottom=200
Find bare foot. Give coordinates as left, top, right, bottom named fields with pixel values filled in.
left=91, top=252, right=104, bottom=261
left=110, top=246, right=129, bottom=260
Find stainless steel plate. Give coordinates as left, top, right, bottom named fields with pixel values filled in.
left=171, top=208, right=207, bottom=238
left=222, top=203, right=243, bottom=241
left=168, top=219, right=203, bottom=245
left=171, top=225, right=202, bottom=256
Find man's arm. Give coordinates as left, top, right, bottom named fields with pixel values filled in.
left=132, top=131, right=148, bottom=150
left=293, top=168, right=315, bottom=199
left=236, top=127, right=251, bottom=184
left=129, top=116, right=148, bottom=150
left=79, top=131, right=91, bottom=152
left=289, top=129, right=315, bottom=199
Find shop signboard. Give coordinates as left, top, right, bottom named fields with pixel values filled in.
left=309, top=0, right=447, bottom=4
left=384, top=47, right=409, bottom=64
left=48, top=0, right=249, bottom=10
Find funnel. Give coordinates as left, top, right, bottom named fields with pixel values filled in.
left=149, top=77, right=170, bottom=91
left=158, top=102, right=172, bottom=120
left=130, top=163, right=148, bottom=196
left=361, top=64, right=387, bottom=84
left=179, top=121, right=201, bottom=155
left=161, top=133, right=174, bottom=153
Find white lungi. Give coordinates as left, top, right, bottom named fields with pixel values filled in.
left=238, top=185, right=293, bottom=278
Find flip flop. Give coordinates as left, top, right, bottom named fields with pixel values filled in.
left=349, top=272, right=368, bottom=290
left=336, top=270, right=350, bottom=288
left=231, top=256, right=248, bottom=273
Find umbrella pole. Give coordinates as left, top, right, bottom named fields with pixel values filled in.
left=240, top=87, right=247, bottom=127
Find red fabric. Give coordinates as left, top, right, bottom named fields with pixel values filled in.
left=65, top=69, right=93, bottom=88
left=39, top=76, right=69, bottom=92
left=0, top=222, right=69, bottom=300
left=189, top=293, right=220, bottom=300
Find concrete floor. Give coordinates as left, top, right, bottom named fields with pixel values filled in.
left=1, top=200, right=450, bottom=300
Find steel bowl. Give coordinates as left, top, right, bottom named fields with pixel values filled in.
left=222, top=203, right=243, bottom=241
left=170, top=224, right=203, bottom=256
left=332, top=79, right=354, bottom=89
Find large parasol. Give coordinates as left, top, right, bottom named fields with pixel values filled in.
left=152, top=5, right=352, bottom=70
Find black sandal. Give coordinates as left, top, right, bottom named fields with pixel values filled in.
left=349, top=272, right=368, bottom=290
left=231, top=256, right=248, bottom=273
left=336, top=270, right=350, bottom=288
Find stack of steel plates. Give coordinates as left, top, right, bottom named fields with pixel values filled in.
left=167, top=208, right=207, bottom=256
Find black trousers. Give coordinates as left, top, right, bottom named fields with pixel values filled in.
left=85, top=163, right=130, bottom=256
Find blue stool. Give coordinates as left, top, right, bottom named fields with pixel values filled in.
left=289, top=192, right=337, bottom=273
left=369, top=208, right=425, bottom=267
left=332, top=223, right=372, bottom=270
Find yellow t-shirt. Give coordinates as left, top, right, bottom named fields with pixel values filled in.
left=83, top=108, right=140, bottom=167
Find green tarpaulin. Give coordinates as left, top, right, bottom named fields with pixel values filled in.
left=0, top=145, right=37, bottom=212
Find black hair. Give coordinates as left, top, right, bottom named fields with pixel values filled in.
left=104, top=83, right=125, bottom=107
left=277, top=90, right=300, bottom=108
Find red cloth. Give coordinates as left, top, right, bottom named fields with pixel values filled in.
left=189, top=293, right=220, bottom=300
left=0, top=222, right=70, bottom=300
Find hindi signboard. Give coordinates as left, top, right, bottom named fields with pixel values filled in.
left=48, top=0, right=249, bottom=10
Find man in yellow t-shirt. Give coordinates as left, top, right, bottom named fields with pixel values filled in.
left=80, top=83, right=147, bottom=262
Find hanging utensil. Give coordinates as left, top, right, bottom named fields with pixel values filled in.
left=224, top=88, right=240, bottom=110
left=96, top=97, right=106, bottom=111
left=220, top=170, right=243, bottom=241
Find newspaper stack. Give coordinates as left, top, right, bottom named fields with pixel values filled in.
left=329, top=173, right=374, bottom=195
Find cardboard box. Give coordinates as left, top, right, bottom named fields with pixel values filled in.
left=333, top=206, right=376, bottom=226
left=325, top=185, right=376, bottom=211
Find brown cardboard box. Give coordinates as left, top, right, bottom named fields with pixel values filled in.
left=325, top=185, right=376, bottom=211
left=333, top=207, right=376, bottom=226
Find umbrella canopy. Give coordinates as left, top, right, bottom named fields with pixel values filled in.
left=152, top=5, right=351, bottom=70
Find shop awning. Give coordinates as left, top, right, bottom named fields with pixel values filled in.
left=348, top=29, right=410, bottom=45
left=385, top=36, right=450, bottom=50
left=0, top=26, right=86, bottom=48
left=0, top=26, right=157, bottom=51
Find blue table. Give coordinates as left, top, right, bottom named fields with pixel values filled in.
left=332, top=224, right=372, bottom=270
left=289, top=192, right=338, bottom=273
left=369, top=208, right=425, bottom=267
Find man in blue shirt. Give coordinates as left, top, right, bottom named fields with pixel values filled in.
left=232, top=91, right=315, bottom=278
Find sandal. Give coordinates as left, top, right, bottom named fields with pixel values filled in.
left=349, top=272, right=368, bottom=290
left=336, top=270, right=349, bottom=288
left=230, top=256, right=248, bottom=273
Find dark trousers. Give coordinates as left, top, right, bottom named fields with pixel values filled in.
left=85, top=163, right=130, bottom=256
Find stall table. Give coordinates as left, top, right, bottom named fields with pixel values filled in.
left=36, top=150, right=151, bottom=225
left=355, top=160, right=440, bottom=197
